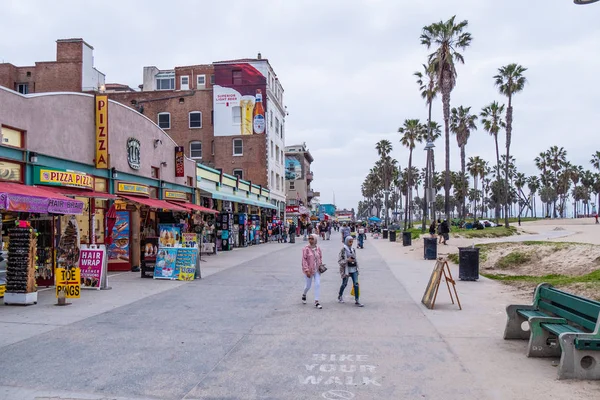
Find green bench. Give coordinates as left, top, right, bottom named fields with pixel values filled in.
left=504, top=283, right=600, bottom=380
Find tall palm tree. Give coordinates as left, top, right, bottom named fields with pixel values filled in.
left=591, top=151, right=600, bottom=172
left=527, top=176, right=540, bottom=218
left=450, top=106, right=478, bottom=219
left=415, top=63, right=439, bottom=228
left=421, top=15, right=472, bottom=219
left=375, top=139, right=393, bottom=226
left=467, top=156, right=486, bottom=222
left=399, top=119, right=426, bottom=229
left=494, top=63, right=527, bottom=227
left=480, top=102, right=506, bottom=224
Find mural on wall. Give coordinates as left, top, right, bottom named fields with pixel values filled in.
left=213, top=62, right=268, bottom=137
left=285, top=155, right=303, bottom=180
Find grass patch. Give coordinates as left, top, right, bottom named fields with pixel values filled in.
left=495, top=251, right=532, bottom=269
left=481, top=269, right=600, bottom=286
left=457, top=226, right=517, bottom=239
left=397, top=228, right=421, bottom=240
left=448, top=253, right=459, bottom=264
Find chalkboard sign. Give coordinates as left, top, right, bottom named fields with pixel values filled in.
left=421, top=258, right=462, bottom=310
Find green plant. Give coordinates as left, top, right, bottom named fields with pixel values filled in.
left=482, top=269, right=600, bottom=286
left=448, top=253, right=459, bottom=264
left=495, top=251, right=532, bottom=269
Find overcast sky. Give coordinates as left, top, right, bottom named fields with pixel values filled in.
left=2, top=0, right=599, bottom=211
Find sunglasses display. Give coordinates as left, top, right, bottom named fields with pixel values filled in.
left=5, top=227, right=38, bottom=297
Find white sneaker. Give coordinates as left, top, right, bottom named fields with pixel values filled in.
left=338, top=296, right=345, bottom=303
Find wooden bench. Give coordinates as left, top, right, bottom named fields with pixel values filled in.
left=504, top=283, right=600, bottom=379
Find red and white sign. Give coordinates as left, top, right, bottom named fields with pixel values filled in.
left=286, top=205, right=299, bottom=213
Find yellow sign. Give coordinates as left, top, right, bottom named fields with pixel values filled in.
left=95, top=95, right=109, bottom=169
left=164, top=191, right=187, bottom=201
left=36, top=168, right=93, bottom=189
left=55, top=268, right=81, bottom=298
left=116, top=182, right=149, bottom=196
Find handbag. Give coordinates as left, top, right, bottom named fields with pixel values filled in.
left=351, top=282, right=360, bottom=297
left=318, top=264, right=327, bottom=273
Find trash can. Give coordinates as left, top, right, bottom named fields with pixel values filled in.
left=459, top=247, right=480, bottom=281
left=289, top=233, right=295, bottom=243
left=382, top=229, right=388, bottom=239
left=424, top=237, right=437, bottom=260
left=402, top=231, right=412, bottom=246
left=389, top=230, right=397, bottom=242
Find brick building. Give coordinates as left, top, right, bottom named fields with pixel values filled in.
left=0, top=38, right=105, bottom=94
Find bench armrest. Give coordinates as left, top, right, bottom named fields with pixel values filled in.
left=504, top=304, right=537, bottom=340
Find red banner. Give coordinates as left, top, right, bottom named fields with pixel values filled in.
left=286, top=205, right=299, bottom=213
left=175, top=146, right=185, bottom=177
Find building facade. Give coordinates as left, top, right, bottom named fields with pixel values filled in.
left=0, top=38, right=105, bottom=94
left=285, top=143, right=318, bottom=208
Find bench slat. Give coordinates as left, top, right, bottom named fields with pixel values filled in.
left=539, top=300, right=597, bottom=332
left=541, top=323, right=584, bottom=336
left=517, top=309, right=548, bottom=319
left=539, top=287, right=600, bottom=320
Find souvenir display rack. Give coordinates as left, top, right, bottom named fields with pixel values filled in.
left=4, top=225, right=38, bottom=305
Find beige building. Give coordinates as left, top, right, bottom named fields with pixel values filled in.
left=285, top=143, right=318, bottom=209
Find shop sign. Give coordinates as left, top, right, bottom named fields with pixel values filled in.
left=79, top=248, right=105, bottom=289
left=34, top=167, right=93, bottom=189
left=286, top=205, right=299, bottom=213
left=95, top=95, right=108, bottom=169
left=164, top=190, right=187, bottom=201
left=175, top=146, right=185, bottom=178
left=55, top=267, right=81, bottom=298
left=0, top=193, right=84, bottom=215
left=116, top=182, right=149, bottom=196
left=127, top=138, right=141, bottom=170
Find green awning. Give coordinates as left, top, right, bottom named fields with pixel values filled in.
left=206, top=189, right=277, bottom=209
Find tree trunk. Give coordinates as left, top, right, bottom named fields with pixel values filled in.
left=442, top=88, right=451, bottom=219
left=504, top=99, right=513, bottom=228
left=404, top=150, right=413, bottom=231
left=494, top=134, right=501, bottom=224
left=461, top=144, right=466, bottom=221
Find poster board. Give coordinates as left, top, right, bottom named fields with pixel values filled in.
left=176, top=248, right=198, bottom=281
left=79, top=246, right=105, bottom=290
left=153, top=248, right=178, bottom=279
left=158, top=224, right=181, bottom=248
left=421, top=258, right=462, bottom=310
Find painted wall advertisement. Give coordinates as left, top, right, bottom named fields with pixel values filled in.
left=213, top=62, right=268, bottom=137
left=285, top=155, right=303, bottom=180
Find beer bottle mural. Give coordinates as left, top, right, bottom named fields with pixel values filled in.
left=240, top=95, right=255, bottom=135
left=253, top=89, right=265, bottom=134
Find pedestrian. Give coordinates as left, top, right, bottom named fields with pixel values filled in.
left=429, top=220, right=437, bottom=238
left=436, top=219, right=443, bottom=244
left=596, top=214, right=599, bottom=224
left=302, top=234, right=323, bottom=309
left=357, top=224, right=365, bottom=249
left=340, top=223, right=351, bottom=242
left=326, top=222, right=332, bottom=240
left=518, top=216, right=521, bottom=226
left=282, top=225, right=288, bottom=243
left=440, top=219, right=450, bottom=245
left=338, top=236, right=364, bottom=307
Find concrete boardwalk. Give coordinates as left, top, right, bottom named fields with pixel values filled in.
left=0, top=235, right=599, bottom=399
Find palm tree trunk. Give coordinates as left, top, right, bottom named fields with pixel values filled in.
left=494, top=134, right=501, bottom=224
left=504, top=99, right=513, bottom=228
left=461, top=145, right=466, bottom=220
left=404, top=151, right=413, bottom=231
left=443, top=90, right=451, bottom=219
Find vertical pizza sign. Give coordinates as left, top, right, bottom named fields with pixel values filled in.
left=95, top=95, right=109, bottom=169
left=175, top=146, right=185, bottom=177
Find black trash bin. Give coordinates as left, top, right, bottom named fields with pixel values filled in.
left=389, top=230, right=396, bottom=242
left=402, top=231, right=412, bottom=246
left=424, top=237, right=437, bottom=260
left=382, top=229, right=389, bottom=239
left=459, top=247, right=480, bottom=281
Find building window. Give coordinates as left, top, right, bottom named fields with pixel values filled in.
left=289, top=198, right=297, bottom=205
left=189, top=111, right=202, bottom=128
left=156, top=73, right=175, bottom=90
left=180, top=76, right=189, bottom=90
left=211, top=140, right=215, bottom=155
left=275, top=145, right=280, bottom=162
left=210, top=74, right=215, bottom=84
left=281, top=176, right=284, bottom=191
left=197, top=75, right=206, bottom=87
left=280, top=150, right=284, bottom=164
left=190, top=141, right=202, bottom=159
left=233, top=139, right=243, bottom=156
left=16, top=83, right=28, bottom=94
left=233, top=169, right=243, bottom=180
left=276, top=173, right=280, bottom=190
left=232, top=106, right=241, bottom=124
left=270, top=141, right=274, bottom=158
left=270, top=111, right=273, bottom=127
left=232, top=70, right=242, bottom=85
left=289, top=181, right=295, bottom=190
left=275, top=117, right=280, bottom=136
left=158, top=112, right=171, bottom=129
left=271, top=171, right=274, bottom=187
left=151, top=166, right=160, bottom=179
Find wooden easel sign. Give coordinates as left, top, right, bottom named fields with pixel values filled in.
left=421, top=257, right=462, bottom=310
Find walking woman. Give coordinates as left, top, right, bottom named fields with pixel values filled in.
left=338, top=236, right=364, bottom=307
left=302, top=234, right=323, bottom=309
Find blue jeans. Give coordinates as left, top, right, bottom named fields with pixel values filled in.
left=339, top=271, right=359, bottom=301
left=358, top=234, right=364, bottom=248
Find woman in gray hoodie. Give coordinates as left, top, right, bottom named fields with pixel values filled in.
left=337, top=236, right=364, bottom=307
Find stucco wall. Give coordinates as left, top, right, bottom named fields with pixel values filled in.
left=0, top=87, right=195, bottom=186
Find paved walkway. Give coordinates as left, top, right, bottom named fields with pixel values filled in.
left=0, top=235, right=598, bottom=399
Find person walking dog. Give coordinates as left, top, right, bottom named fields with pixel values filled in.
left=337, top=236, right=364, bottom=307
left=302, top=234, right=324, bottom=309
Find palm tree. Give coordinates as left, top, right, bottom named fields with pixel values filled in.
left=450, top=106, right=478, bottom=219
left=591, top=151, right=600, bottom=172
left=375, top=140, right=393, bottom=226
left=527, top=176, right=540, bottom=218
left=421, top=15, right=472, bottom=219
left=467, top=156, right=486, bottom=222
left=494, top=63, right=527, bottom=227
left=480, top=102, right=506, bottom=224
left=399, top=119, right=426, bottom=229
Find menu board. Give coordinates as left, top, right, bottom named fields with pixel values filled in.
left=153, top=248, right=178, bottom=280
left=176, top=248, right=198, bottom=281
left=181, top=233, right=198, bottom=248
left=158, top=224, right=181, bottom=248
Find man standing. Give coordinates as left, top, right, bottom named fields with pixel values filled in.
left=340, top=223, right=351, bottom=242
